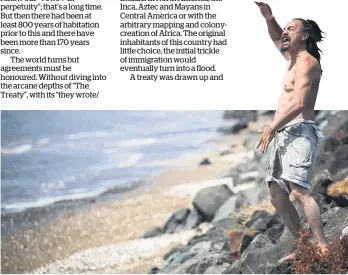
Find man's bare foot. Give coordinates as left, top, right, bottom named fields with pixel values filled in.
left=318, top=243, right=329, bottom=256
left=278, top=252, right=296, bottom=264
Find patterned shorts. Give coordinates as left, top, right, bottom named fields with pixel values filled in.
left=266, top=122, right=323, bottom=195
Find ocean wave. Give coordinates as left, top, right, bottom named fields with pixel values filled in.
left=116, top=153, right=143, bottom=168
left=2, top=180, right=146, bottom=214
left=67, top=131, right=109, bottom=140
left=2, top=188, right=107, bottom=214
left=36, top=138, right=50, bottom=147
left=118, top=137, right=157, bottom=147
left=1, top=144, right=32, bottom=155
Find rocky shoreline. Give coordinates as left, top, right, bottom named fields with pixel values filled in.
left=148, top=110, right=348, bottom=274
left=2, top=111, right=348, bottom=274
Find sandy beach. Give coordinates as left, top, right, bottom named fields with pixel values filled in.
left=1, top=118, right=272, bottom=274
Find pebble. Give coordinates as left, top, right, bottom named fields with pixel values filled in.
left=31, top=228, right=209, bottom=274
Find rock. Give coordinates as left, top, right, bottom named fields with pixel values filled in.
left=219, top=149, right=233, bottom=156
left=260, top=262, right=293, bottom=274
left=312, top=169, right=333, bottom=195
left=265, top=223, right=285, bottom=243
left=208, top=218, right=237, bottom=251
left=187, top=233, right=208, bottom=246
left=243, top=131, right=261, bottom=151
left=216, top=167, right=240, bottom=179
left=258, top=110, right=274, bottom=116
left=311, top=169, right=334, bottom=211
left=193, top=185, right=234, bottom=222
left=223, top=110, right=258, bottom=123
left=314, top=111, right=348, bottom=176
left=230, top=185, right=269, bottom=211
left=182, top=209, right=203, bottom=230
left=163, top=209, right=190, bottom=234
left=217, top=120, right=248, bottom=135
left=326, top=177, right=348, bottom=207
left=163, top=244, right=187, bottom=261
left=204, top=263, right=230, bottom=274
left=199, top=158, right=211, bottom=166
left=245, top=210, right=273, bottom=228
left=341, top=225, right=348, bottom=245
left=216, top=162, right=259, bottom=179
left=332, top=167, right=348, bottom=183
left=315, top=110, right=331, bottom=124
left=223, top=260, right=242, bottom=274
left=188, top=241, right=212, bottom=254
left=237, top=171, right=260, bottom=184
left=163, top=251, right=197, bottom=273
left=212, top=196, right=239, bottom=223
left=237, top=207, right=348, bottom=274
left=148, top=266, right=160, bottom=274
left=143, top=227, right=163, bottom=239
left=250, top=218, right=271, bottom=232
left=244, top=233, right=273, bottom=252
left=227, top=230, right=259, bottom=260
left=330, top=145, right=348, bottom=175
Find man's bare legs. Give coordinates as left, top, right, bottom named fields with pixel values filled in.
left=269, top=182, right=301, bottom=238
left=290, top=182, right=329, bottom=253
left=269, top=181, right=329, bottom=263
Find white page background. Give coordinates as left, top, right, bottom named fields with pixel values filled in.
left=1, top=0, right=347, bottom=110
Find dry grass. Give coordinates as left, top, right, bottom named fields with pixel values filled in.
left=292, top=231, right=348, bottom=274
left=236, top=197, right=276, bottom=226
left=327, top=177, right=348, bottom=197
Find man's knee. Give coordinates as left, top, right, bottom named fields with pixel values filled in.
left=290, top=183, right=311, bottom=204
left=269, top=182, right=289, bottom=210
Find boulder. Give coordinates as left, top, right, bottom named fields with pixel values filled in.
left=330, top=145, right=348, bottom=175
left=326, top=177, right=348, bottom=207
left=315, top=110, right=331, bottom=124
left=148, top=266, right=160, bottom=274
left=222, top=110, right=258, bottom=123
left=216, top=162, right=259, bottom=179
left=216, top=167, right=240, bottom=179
left=163, top=244, right=187, bottom=261
left=237, top=171, right=260, bottom=184
left=341, top=225, right=348, bottom=244
left=212, top=196, right=239, bottom=223
left=332, top=167, right=348, bottom=183
left=217, top=120, right=248, bottom=135
left=163, top=208, right=190, bottom=234
left=311, top=169, right=334, bottom=210
left=227, top=230, right=259, bottom=260
left=199, top=158, right=211, bottom=166
left=314, top=111, right=348, bottom=176
left=265, top=223, right=285, bottom=243
left=258, top=110, right=274, bottom=116
left=219, top=149, right=233, bottom=156
left=193, top=185, right=234, bottom=222
left=222, top=260, right=242, bottom=274
left=170, top=251, right=231, bottom=274
left=204, top=263, right=230, bottom=274
left=143, top=226, right=163, bottom=239
left=243, top=131, right=261, bottom=151
left=182, top=209, right=203, bottom=230
left=245, top=210, right=273, bottom=228
left=312, top=169, right=334, bottom=195
left=236, top=207, right=348, bottom=274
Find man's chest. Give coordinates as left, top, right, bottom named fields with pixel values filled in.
left=282, top=65, right=296, bottom=92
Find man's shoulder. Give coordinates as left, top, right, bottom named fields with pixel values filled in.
left=296, top=54, right=321, bottom=75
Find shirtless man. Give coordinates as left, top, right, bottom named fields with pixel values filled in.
left=254, top=2, right=329, bottom=262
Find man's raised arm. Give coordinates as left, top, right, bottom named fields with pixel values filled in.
left=255, top=2, right=290, bottom=61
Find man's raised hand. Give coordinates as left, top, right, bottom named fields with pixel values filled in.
left=254, top=2, right=274, bottom=21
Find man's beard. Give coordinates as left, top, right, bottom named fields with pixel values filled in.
left=280, top=44, right=290, bottom=54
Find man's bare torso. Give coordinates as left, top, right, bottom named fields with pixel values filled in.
left=274, top=52, right=321, bottom=125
